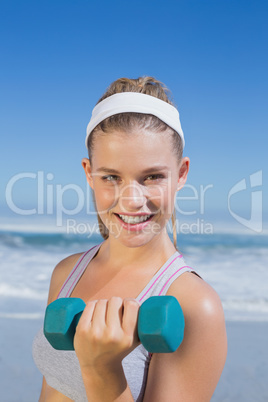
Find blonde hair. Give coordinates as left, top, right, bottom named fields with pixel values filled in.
left=87, top=76, right=183, bottom=247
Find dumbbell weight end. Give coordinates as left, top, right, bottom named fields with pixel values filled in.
left=138, top=296, right=185, bottom=353
left=44, top=298, right=86, bottom=351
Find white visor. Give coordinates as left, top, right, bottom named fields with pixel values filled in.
left=85, top=92, right=185, bottom=149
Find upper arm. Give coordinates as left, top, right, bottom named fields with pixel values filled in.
left=143, top=273, right=227, bottom=402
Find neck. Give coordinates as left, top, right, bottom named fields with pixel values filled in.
left=98, top=230, right=177, bottom=272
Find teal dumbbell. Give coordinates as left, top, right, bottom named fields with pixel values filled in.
left=44, top=296, right=184, bottom=353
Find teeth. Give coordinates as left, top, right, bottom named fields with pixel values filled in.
left=118, top=214, right=152, bottom=224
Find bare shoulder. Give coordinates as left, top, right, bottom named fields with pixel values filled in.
left=167, top=272, right=227, bottom=360
left=47, top=252, right=84, bottom=304
left=168, top=271, right=225, bottom=324
left=143, top=272, right=227, bottom=402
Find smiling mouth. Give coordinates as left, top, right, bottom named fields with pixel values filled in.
left=115, top=213, right=154, bottom=224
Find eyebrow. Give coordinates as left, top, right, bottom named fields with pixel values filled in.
left=96, top=166, right=169, bottom=174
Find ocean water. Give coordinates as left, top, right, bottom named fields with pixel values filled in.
left=0, top=227, right=268, bottom=323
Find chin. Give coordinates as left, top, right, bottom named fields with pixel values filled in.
left=112, top=231, right=162, bottom=249
left=107, top=218, right=166, bottom=248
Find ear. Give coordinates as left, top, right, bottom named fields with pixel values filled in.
left=177, top=157, right=190, bottom=191
left=82, top=158, right=94, bottom=189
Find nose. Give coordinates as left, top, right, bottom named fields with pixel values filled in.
left=119, top=182, right=147, bottom=212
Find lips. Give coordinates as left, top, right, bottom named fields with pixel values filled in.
left=117, top=213, right=153, bottom=224
left=114, top=213, right=155, bottom=230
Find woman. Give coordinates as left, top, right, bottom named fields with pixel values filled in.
left=33, top=76, right=227, bottom=401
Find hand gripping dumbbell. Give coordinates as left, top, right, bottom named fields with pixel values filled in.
left=44, top=296, right=185, bottom=353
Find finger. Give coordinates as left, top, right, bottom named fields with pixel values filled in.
left=91, top=299, right=108, bottom=330
left=122, top=298, right=140, bottom=336
left=106, top=297, right=123, bottom=328
left=77, top=300, right=97, bottom=328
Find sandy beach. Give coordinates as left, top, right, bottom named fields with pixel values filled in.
left=0, top=317, right=267, bottom=401
left=212, top=321, right=268, bottom=402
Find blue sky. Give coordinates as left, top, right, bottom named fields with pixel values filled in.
left=1, top=0, right=267, bottom=232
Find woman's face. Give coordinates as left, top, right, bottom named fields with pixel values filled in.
left=83, top=129, right=189, bottom=248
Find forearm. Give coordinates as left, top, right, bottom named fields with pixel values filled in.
left=81, top=362, right=134, bottom=402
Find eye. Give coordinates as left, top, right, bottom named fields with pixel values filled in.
left=145, top=174, right=165, bottom=182
left=101, top=175, right=120, bottom=183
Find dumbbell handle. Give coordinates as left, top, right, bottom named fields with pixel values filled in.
left=44, top=296, right=184, bottom=353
